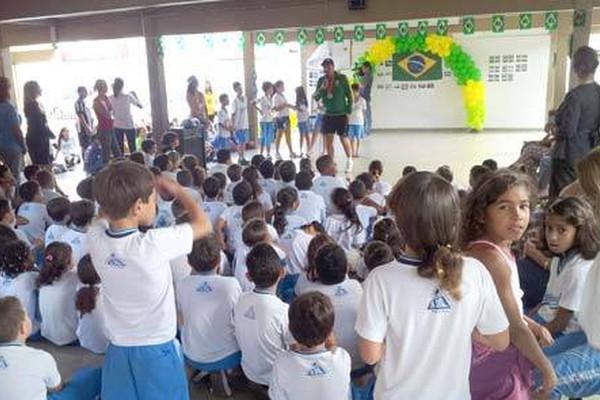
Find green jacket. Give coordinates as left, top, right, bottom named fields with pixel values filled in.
left=314, top=72, right=353, bottom=116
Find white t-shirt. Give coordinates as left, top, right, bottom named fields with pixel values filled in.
left=76, top=286, right=108, bottom=354
left=58, top=226, right=89, bottom=266
left=109, top=93, right=142, bottom=130
left=17, top=202, right=51, bottom=244
left=0, top=272, right=40, bottom=334
left=537, top=253, right=593, bottom=334
left=41, top=189, right=61, bottom=205
left=60, top=137, right=77, bottom=156
left=348, top=96, right=367, bottom=126
left=288, top=230, right=313, bottom=280
left=296, top=190, right=326, bottom=224
left=296, top=104, right=310, bottom=123
left=297, top=278, right=363, bottom=370
left=257, top=96, right=274, bottom=123
left=273, top=93, right=290, bottom=118
left=231, top=96, right=249, bottom=130
left=176, top=274, right=242, bottom=363
left=39, top=271, right=79, bottom=346
left=312, top=175, right=347, bottom=215
left=277, top=214, right=308, bottom=264
left=260, top=178, right=280, bottom=202
left=374, top=180, right=392, bottom=197
left=208, top=163, right=229, bottom=177
left=234, top=244, right=287, bottom=291
left=183, top=187, right=203, bottom=207
left=580, top=256, right=600, bottom=348
left=219, top=205, right=244, bottom=251
left=87, top=222, right=194, bottom=346
left=0, top=344, right=61, bottom=400
left=155, top=197, right=175, bottom=228
left=224, top=180, right=240, bottom=206
left=170, top=250, right=229, bottom=282
left=258, top=192, right=274, bottom=212
left=217, top=108, right=231, bottom=139
left=355, top=257, right=508, bottom=400
left=324, top=214, right=366, bottom=251
left=368, top=192, right=386, bottom=208
left=202, top=200, right=228, bottom=227
left=231, top=223, right=279, bottom=255
left=269, top=348, right=352, bottom=400
left=234, top=290, right=292, bottom=385
left=44, top=224, right=69, bottom=246
left=356, top=204, right=378, bottom=240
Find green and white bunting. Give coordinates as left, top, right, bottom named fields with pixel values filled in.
left=203, top=34, right=214, bottom=48
left=492, top=15, right=505, bottom=33
left=398, top=22, right=409, bottom=38
left=354, top=25, right=365, bottom=42
left=297, top=29, right=308, bottom=45
left=315, top=28, right=326, bottom=45
left=334, top=26, right=345, bottom=43
left=545, top=11, right=558, bottom=31
left=256, top=31, right=266, bottom=46
left=375, top=23, right=387, bottom=40
left=574, top=9, right=586, bottom=27
left=463, top=16, right=475, bottom=35
left=417, top=21, right=428, bottom=36
left=238, top=33, right=246, bottom=48
left=274, top=31, right=285, bottom=46
left=436, top=19, right=448, bottom=36
left=519, top=13, right=533, bottom=29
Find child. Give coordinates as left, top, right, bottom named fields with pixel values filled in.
left=313, top=155, right=348, bottom=214
left=44, top=197, right=71, bottom=245
left=87, top=160, right=211, bottom=399
left=231, top=200, right=278, bottom=251
left=348, top=83, right=367, bottom=158
left=225, top=163, right=243, bottom=205
left=436, top=165, right=454, bottom=184
left=292, top=230, right=334, bottom=295
left=273, top=80, right=297, bottom=159
left=256, top=81, right=275, bottom=157
left=36, top=169, right=62, bottom=205
left=296, top=243, right=363, bottom=370
left=295, top=86, right=311, bottom=157
left=209, top=149, right=232, bottom=177
left=363, top=240, right=395, bottom=273
left=234, top=243, right=292, bottom=389
left=202, top=176, right=228, bottom=226
left=356, top=172, right=386, bottom=209
left=0, top=240, right=40, bottom=336
left=242, top=166, right=274, bottom=215
left=75, top=254, right=108, bottom=354
left=17, top=181, right=51, bottom=244
left=531, top=196, right=600, bottom=355
left=356, top=171, right=509, bottom=399
left=368, top=160, right=391, bottom=197
left=24, top=164, right=41, bottom=182
left=135, top=126, right=148, bottom=152
left=273, top=187, right=308, bottom=257
left=129, top=151, right=146, bottom=165
left=463, top=169, right=556, bottom=397
left=83, top=135, right=104, bottom=175
left=37, top=242, right=79, bottom=346
left=269, top=292, right=351, bottom=399
left=216, top=180, right=253, bottom=252
left=232, top=81, right=250, bottom=165
left=258, top=159, right=279, bottom=201
left=177, top=170, right=202, bottom=206
left=349, top=180, right=380, bottom=238
left=278, top=160, right=297, bottom=189
left=402, top=165, right=417, bottom=178
left=324, top=188, right=365, bottom=251
left=141, top=138, right=157, bottom=167
left=57, top=127, right=81, bottom=168
left=483, top=158, right=498, bottom=171
left=295, top=170, right=326, bottom=224
left=165, top=150, right=181, bottom=181
left=0, top=297, right=102, bottom=400
left=215, top=94, right=233, bottom=150
left=251, top=154, right=266, bottom=169
left=0, top=199, right=31, bottom=246
left=372, top=217, right=404, bottom=260
left=61, top=199, right=95, bottom=265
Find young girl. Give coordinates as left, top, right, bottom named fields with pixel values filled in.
left=37, top=242, right=79, bottom=346
left=255, top=81, right=275, bottom=157
left=356, top=171, right=509, bottom=399
left=273, top=81, right=297, bottom=159
left=75, top=254, right=108, bottom=354
left=57, top=127, right=81, bottom=168
left=273, top=187, right=307, bottom=256
left=324, top=188, right=365, bottom=251
left=348, top=83, right=367, bottom=158
left=294, top=86, right=311, bottom=157
left=242, top=165, right=273, bottom=217
left=531, top=196, right=600, bottom=356
left=462, top=169, right=556, bottom=398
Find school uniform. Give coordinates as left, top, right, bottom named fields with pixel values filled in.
left=224, top=180, right=240, bottom=206
left=41, top=189, right=62, bottom=205
left=208, top=163, right=229, bottom=177
left=176, top=274, right=242, bottom=364
left=215, top=108, right=232, bottom=150
left=183, top=187, right=202, bottom=207
left=277, top=214, right=308, bottom=266
left=312, top=175, right=347, bottom=215
left=367, top=191, right=386, bottom=208
left=356, top=204, right=378, bottom=240
left=289, top=230, right=314, bottom=294
left=76, top=286, right=108, bottom=354
left=257, top=96, right=275, bottom=147
left=218, top=205, right=244, bottom=252
left=39, top=271, right=79, bottom=346
left=234, top=289, right=292, bottom=386
left=348, top=96, right=367, bottom=140
left=0, top=271, right=40, bottom=335
left=296, top=104, right=311, bottom=136
left=87, top=221, right=194, bottom=400
left=355, top=256, right=508, bottom=399
left=260, top=178, right=281, bottom=202
left=324, top=214, right=366, bottom=251
left=202, top=200, right=228, bottom=227
left=17, top=202, right=52, bottom=244
left=258, top=191, right=274, bottom=212
left=373, top=180, right=392, bottom=197
left=296, top=190, right=326, bottom=224
left=154, top=197, right=175, bottom=228
left=232, top=96, right=250, bottom=145
left=269, top=348, right=352, bottom=400
left=233, top=244, right=287, bottom=292
left=44, top=223, right=70, bottom=246
left=59, top=225, right=89, bottom=266
left=273, top=93, right=290, bottom=131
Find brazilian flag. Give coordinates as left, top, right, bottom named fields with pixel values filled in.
left=393, top=51, right=443, bottom=81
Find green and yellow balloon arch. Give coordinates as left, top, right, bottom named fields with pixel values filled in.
left=354, top=34, right=486, bottom=131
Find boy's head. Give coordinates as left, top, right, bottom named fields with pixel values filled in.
left=0, top=296, right=30, bottom=343
left=181, top=154, right=199, bottom=171
left=351, top=83, right=360, bottom=93
left=482, top=159, right=498, bottom=171
left=242, top=201, right=265, bottom=222
left=436, top=165, right=454, bottom=183
left=177, top=170, right=193, bottom=187
left=278, top=161, right=296, bottom=184
left=76, top=176, right=95, bottom=201
left=349, top=180, right=367, bottom=200
left=93, top=161, right=156, bottom=224
left=129, top=152, right=146, bottom=165
left=227, top=164, right=243, bottom=183
left=213, top=172, right=227, bottom=191
left=19, top=181, right=41, bottom=203
left=289, top=292, right=334, bottom=348
left=166, top=150, right=180, bottom=171
left=299, top=158, right=313, bottom=173
left=368, top=160, right=383, bottom=179
left=251, top=154, right=266, bottom=169
left=363, top=240, right=395, bottom=272
left=219, top=93, right=229, bottom=107
left=246, top=243, right=282, bottom=288
left=35, top=169, right=54, bottom=189
left=232, top=181, right=253, bottom=206
left=188, top=234, right=221, bottom=273
left=23, top=165, right=41, bottom=182
left=316, top=155, right=336, bottom=176
left=259, top=159, right=275, bottom=179
left=46, top=197, right=71, bottom=223
left=141, top=139, right=157, bottom=155
left=202, top=176, right=221, bottom=199
left=314, top=243, right=348, bottom=285
left=153, top=154, right=170, bottom=172
left=274, top=80, right=284, bottom=92
left=77, top=86, right=88, bottom=98
left=355, top=172, right=374, bottom=191
left=233, top=81, right=243, bottom=95
left=262, top=81, right=274, bottom=95
left=242, top=218, right=270, bottom=247
left=161, top=132, right=179, bottom=150
left=295, top=170, right=313, bottom=191
left=402, top=165, right=417, bottom=178
left=216, top=149, right=232, bottom=165
left=70, top=200, right=95, bottom=228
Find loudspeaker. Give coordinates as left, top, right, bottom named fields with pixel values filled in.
left=178, top=128, right=207, bottom=168
left=348, top=0, right=366, bottom=10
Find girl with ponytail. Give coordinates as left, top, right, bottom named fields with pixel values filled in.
left=272, top=187, right=307, bottom=255
left=462, top=168, right=556, bottom=399
left=324, top=187, right=365, bottom=251
left=356, top=171, right=510, bottom=399
left=75, top=255, right=108, bottom=354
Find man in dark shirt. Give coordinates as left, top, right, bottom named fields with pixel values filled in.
left=360, top=62, right=373, bottom=136
left=74, top=86, right=94, bottom=154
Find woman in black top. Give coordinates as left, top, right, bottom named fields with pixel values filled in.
left=23, top=81, right=54, bottom=165
left=550, top=46, right=600, bottom=196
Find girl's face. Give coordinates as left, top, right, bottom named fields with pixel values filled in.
left=545, top=213, right=577, bottom=255
left=484, top=185, right=531, bottom=244
left=61, top=130, right=70, bottom=140
left=265, top=87, right=274, bottom=96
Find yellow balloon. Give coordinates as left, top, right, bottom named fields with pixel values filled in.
left=290, top=111, right=298, bottom=131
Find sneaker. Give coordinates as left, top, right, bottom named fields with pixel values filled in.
left=239, top=157, right=249, bottom=166
left=345, top=158, right=353, bottom=173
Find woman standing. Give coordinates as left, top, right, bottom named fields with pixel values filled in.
left=93, top=79, right=120, bottom=163
left=0, top=77, right=26, bottom=178
left=23, top=81, right=54, bottom=166
left=204, top=80, right=217, bottom=123
left=110, top=78, right=142, bottom=155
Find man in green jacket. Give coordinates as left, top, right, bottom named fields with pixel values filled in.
left=313, top=58, right=354, bottom=172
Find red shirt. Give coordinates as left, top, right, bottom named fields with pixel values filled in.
left=94, top=95, right=113, bottom=131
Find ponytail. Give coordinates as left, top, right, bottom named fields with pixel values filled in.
left=36, top=242, right=72, bottom=287
left=331, top=188, right=362, bottom=231
left=419, top=245, right=463, bottom=300
left=242, top=166, right=263, bottom=201
left=75, top=286, right=99, bottom=315
left=273, top=187, right=298, bottom=235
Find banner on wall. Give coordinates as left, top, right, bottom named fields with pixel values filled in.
left=393, top=51, right=442, bottom=81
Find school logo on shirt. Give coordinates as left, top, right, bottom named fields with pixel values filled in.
left=319, top=182, right=326, bottom=187
left=47, top=232, right=55, bottom=241
left=71, top=237, right=81, bottom=245
left=21, top=204, right=29, bottom=212
left=334, top=286, right=348, bottom=297
left=306, top=361, right=327, bottom=377
left=0, top=356, right=7, bottom=369
left=427, top=288, right=452, bottom=313
left=196, top=282, right=213, bottom=293
left=244, top=306, right=256, bottom=320
left=106, top=253, right=126, bottom=269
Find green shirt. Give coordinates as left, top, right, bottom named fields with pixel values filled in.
left=314, top=72, right=353, bottom=116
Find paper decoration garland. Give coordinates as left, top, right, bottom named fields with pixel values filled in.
left=353, top=34, right=486, bottom=131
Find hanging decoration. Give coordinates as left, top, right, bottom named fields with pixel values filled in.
left=353, top=33, right=486, bottom=131
left=398, top=22, right=409, bottom=38
left=417, top=21, right=429, bottom=36
left=354, top=25, right=366, bottom=42
left=545, top=11, right=558, bottom=30
left=375, top=24, right=387, bottom=40
left=297, top=29, right=308, bottom=45
left=491, top=15, right=505, bottom=33
left=436, top=19, right=449, bottom=36
left=573, top=9, right=587, bottom=27
left=462, top=16, right=475, bottom=35
left=315, top=28, right=326, bottom=44
left=334, top=26, right=345, bottom=43
left=256, top=31, right=267, bottom=46
left=275, top=30, right=286, bottom=46
left=519, top=13, right=533, bottom=29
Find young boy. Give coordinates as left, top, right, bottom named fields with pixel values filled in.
left=368, top=160, right=391, bottom=197
left=83, top=135, right=104, bottom=175
left=44, top=197, right=72, bottom=245
left=356, top=172, right=386, bottom=210
left=234, top=243, right=292, bottom=390
left=87, top=160, right=211, bottom=399
left=225, top=164, right=243, bottom=205
left=209, top=149, right=232, bottom=177
left=36, top=170, right=62, bottom=205
left=141, top=138, right=157, bottom=168
left=278, top=160, right=297, bottom=189
left=258, top=159, right=279, bottom=202
left=176, top=170, right=202, bottom=206
left=0, top=296, right=102, bottom=400
left=348, top=83, right=367, bottom=158
left=231, top=82, right=250, bottom=165
left=256, top=81, right=275, bottom=157
left=296, top=243, right=363, bottom=370
left=16, top=181, right=52, bottom=244
left=59, top=199, right=95, bottom=265
left=269, top=292, right=351, bottom=399
left=215, top=94, right=233, bottom=151
left=215, top=181, right=253, bottom=252
left=312, top=155, right=347, bottom=215
left=202, top=176, right=228, bottom=227
left=295, top=170, right=326, bottom=224
left=273, top=81, right=297, bottom=160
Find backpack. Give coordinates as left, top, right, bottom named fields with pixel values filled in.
left=84, top=141, right=104, bottom=174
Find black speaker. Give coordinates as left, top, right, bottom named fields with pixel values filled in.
left=178, top=127, right=207, bottom=168
left=348, top=0, right=366, bottom=10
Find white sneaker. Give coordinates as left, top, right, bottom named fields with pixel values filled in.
left=345, top=158, right=353, bottom=173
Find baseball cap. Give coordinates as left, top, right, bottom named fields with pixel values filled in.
left=321, top=58, right=335, bottom=66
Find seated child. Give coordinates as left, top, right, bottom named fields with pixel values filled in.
left=0, top=297, right=101, bottom=400
left=368, top=160, right=391, bottom=197
left=0, top=199, right=31, bottom=246
left=296, top=243, right=363, bottom=370
left=313, top=155, right=347, bottom=215
left=36, top=170, right=63, bottom=205
left=83, top=135, right=104, bottom=175
left=129, top=152, right=146, bottom=165
left=202, top=176, right=228, bottom=227
left=209, top=149, right=232, bottom=177
left=57, top=127, right=81, bottom=168
left=141, top=138, right=157, bottom=167
left=295, top=170, right=326, bottom=224
left=234, top=243, right=292, bottom=388
left=278, top=161, right=297, bottom=189
left=349, top=180, right=379, bottom=239
left=242, top=166, right=273, bottom=216
left=294, top=233, right=336, bottom=298
left=180, top=154, right=200, bottom=171
left=356, top=172, right=387, bottom=210
left=177, top=170, right=202, bottom=206
left=44, top=197, right=71, bottom=245
left=23, top=164, right=41, bottom=182
left=269, top=292, right=351, bottom=399
left=273, top=187, right=308, bottom=258
left=363, top=240, right=395, bottom=276
left=216, top=181, right=253, bottom=252
left=75, top=255, right=108, bottom=354
left=231, top=200, right=278, bottom=251
left=258, top=159, right=279, bottom=202
left=402, top=165, right=417, bottom=178
left=60, top=200, right=95, bottom=265
left=225, top=164, right=243, bottom=205
left=324, top=188, right=365, bottom=251
left=17, top=181, right=52, bottom=245
left=37, top=242, right=79, bottom=346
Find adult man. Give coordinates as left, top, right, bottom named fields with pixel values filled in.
left=74, top=86, right=94, bottom=154
left=313, top=58, right=353, bottom=172
left=360, top=61, right=373, bottom=136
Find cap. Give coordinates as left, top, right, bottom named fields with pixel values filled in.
left=321, top=58, right=335, bottom=66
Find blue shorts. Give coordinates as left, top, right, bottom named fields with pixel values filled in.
left=298, top=121, right=310, bottom=135
left=348, top=124, right=365, bottom=140
left=185, top=351, right=242, bottom=372
left=102, top=340, right=188, bottom=400
left=48, top=367, right=102, bottom=400
left=234, top=129, right=249, bottom=145
left=260, top=122, right=275, bottom=147
left=312, top=114, right=323, bottom=131
left=214, top=136, right=230, bottom=150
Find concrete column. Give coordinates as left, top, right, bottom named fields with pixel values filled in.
left=569, top=0, right=593, bottom=89
left=243, top=31, right=258, bottom=147
left=145, top=34, right=170, bottom=135
left=547, top=11, right=572, bottom=111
